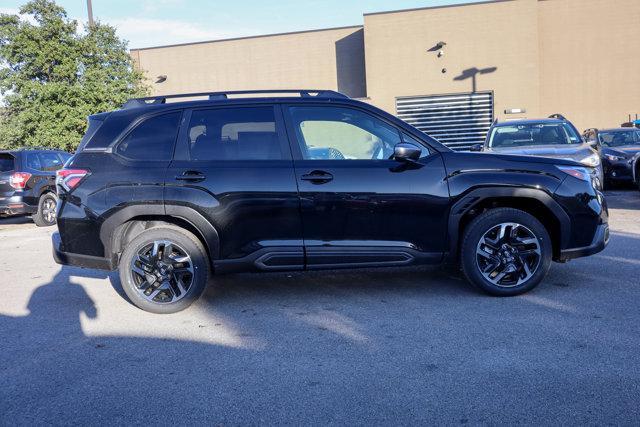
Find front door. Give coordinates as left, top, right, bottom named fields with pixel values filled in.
left=165, top=105, right=304, bottom=271
left=283, top=104, right=450, bottom=268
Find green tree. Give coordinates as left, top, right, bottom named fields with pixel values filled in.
left=0, top=0, right=148, bottom=151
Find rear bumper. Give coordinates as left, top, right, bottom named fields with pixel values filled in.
left=559, top=223, right=609, bottom=261
left=52, top=232, right=114, bottom=270
left=0, top=196, right=37, bottom=216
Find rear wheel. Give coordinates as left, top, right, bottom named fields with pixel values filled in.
left=32, top=192, right=57, bottom=227
left=461, top=208, right=552, bottom=296
left=119, top=226, right=210, bottom=314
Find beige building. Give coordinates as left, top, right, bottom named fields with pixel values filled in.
left=131, top=0, right=640, bottom=149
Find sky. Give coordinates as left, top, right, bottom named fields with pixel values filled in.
left=0, top=0, right=486, bottom=49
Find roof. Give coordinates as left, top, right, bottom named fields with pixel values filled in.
left=130, top=25, right=363, bottom=52
left=363, top=0, right=512, bottom=16
left=598, top=128, right=639, bottom=132
left=0, top=148, right=67, bottom=154
left=493, top=118, right=565, bottom=126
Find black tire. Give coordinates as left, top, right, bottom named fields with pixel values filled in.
left=32, top=192, right=58, bottom=227
left=460, top=208, right=552, bottom=296
left=119, top=226, right=210, bottom=314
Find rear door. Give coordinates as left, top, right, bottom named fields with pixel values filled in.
left=165, top=104, right=303, bottom=271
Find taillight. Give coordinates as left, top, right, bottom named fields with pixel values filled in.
left=56, top=168, right=89, bottom=192
left=9, top=172, right=32, bottom=190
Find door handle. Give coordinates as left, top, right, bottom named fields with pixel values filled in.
left=300, top=170, right=333, bottom=184
left=175, top=171, right=206, bottom=182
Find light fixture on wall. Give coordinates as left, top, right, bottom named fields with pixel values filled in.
left=427, top=40, right=447, bottom=54
left=155, top=75, right=167, bottom=83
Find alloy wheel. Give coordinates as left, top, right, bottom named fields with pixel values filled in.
left=475, top=222, right=542, bottom=288
left=130, top=240, right=194, bottom=303
left=42, top=197, right=57, bottom=224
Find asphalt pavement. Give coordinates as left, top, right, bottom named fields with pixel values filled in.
left=1, top=190, right=639, bottom=425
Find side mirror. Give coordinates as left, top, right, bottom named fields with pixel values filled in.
left=393, top=143, right=421, bottom=162
left=469, top=144, right=484, bottom=152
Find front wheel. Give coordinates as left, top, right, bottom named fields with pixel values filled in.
left=461, top=208, right=552, bottom=296
left=119, top=226, right=210, bottom=313
left=32, top=192, right=58, bottom=227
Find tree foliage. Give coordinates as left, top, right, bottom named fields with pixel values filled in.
left=0, top=0, right=148, bottom=151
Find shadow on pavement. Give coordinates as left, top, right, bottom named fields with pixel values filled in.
left=2, top=196, right=640, bottom=424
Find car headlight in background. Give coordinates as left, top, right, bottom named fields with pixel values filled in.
left=604, top=153, right=626, bottom=162
left=580, top=153, right=601, bottom=167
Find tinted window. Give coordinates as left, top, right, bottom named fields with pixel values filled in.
left=188, top=107, right=282, bottom=161
left=288, top=106, right=401, bottom=160
left=26, top=153, right=42, bottom=170
left=0, top=154, right=14, bottom=172
left=117, top=112, right=181, bottom=161
left=38, top=153, right=63, bottom=171
left=78, top=117, right=104, bottom=151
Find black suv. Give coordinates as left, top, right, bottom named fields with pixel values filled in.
left=52, top=90, right=609, bottom=313
left=0, top=148, right=72, bottom=226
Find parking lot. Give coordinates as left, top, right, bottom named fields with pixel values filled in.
left=0, top=190, right=639, bottom=425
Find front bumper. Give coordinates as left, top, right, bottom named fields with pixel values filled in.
left=603, top=159, right=634, bottom=182
left=52, top=232, right=114, bottom=270
left=559, top=223, right=609, bottom=261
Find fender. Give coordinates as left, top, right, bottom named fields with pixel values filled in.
left=99, top=203, right=220, bottom=262
left=446, top=187, right=571, bottom=261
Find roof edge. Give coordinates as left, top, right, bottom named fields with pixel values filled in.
left=130, top=25, right=363, bottom=52
left=363, top=0, right=514, bottom=17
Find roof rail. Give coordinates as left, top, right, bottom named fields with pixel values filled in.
left=122, top=89, right=349, bottom=109
left=16, top=146, right=52, bottom=151
left=548, top=113, right=567, bottom=120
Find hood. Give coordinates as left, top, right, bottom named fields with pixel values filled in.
left=602, top=145, right=640, bottom=158
left=485, top=143, right=595, bottom=162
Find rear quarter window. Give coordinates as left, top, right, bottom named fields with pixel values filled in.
left=0, top=154, right=15, bottom=172
left=116, top=112, right=182, bottom=161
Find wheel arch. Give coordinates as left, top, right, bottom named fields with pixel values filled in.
left=100, top=205, right=220, bottom=267
left=446, top=187, right=571, bottom=262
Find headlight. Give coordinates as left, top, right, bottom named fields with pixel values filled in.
left=580, top=153, right=601, bottom=167
left=604, top=153, right=626, bottom=162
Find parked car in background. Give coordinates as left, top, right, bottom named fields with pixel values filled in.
left=53, top=90, right=608, bottom=313
left=0, top=148, right=72, bottom=226
left=583, top=127, right=640, bottom=187
left=473, top=115, right=603, bottom=189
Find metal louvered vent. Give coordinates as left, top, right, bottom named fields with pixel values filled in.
left=396, top=92, right=494, bottom=151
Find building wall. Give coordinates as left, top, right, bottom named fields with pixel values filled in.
left=131, top=26, right=367, bottom=98
left=364, top=0, right=541, bottom=119
left=538, top=0, right=640, bottom=130
left=131, top=0, right=640, bottom=132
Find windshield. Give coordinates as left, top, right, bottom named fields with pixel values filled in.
left=488, top=123, right=581, bottom=148
left=598, top=130, right=640, bottom=147
left=0, top=154, right=15, bottom=172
